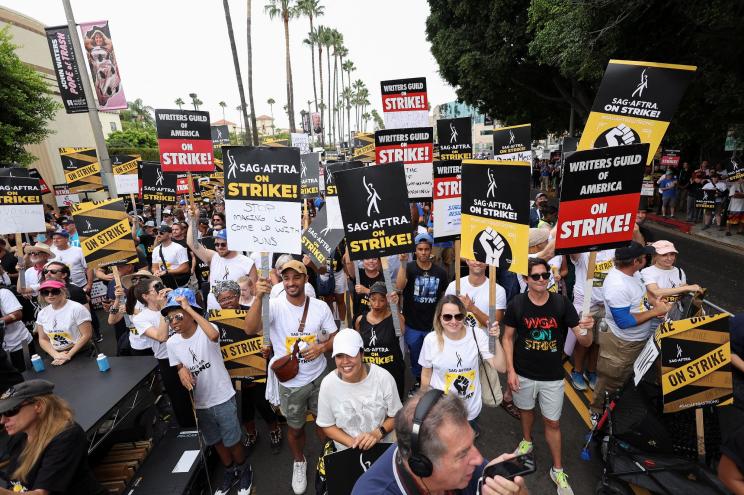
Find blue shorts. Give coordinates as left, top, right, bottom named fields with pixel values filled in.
left=196, top=395, right=241, bottom=447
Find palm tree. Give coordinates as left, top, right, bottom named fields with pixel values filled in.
left=335, top=44, right=347, bottom=142
left=330, top=30, right=343, bottom=145
left=246, top=0, right=259, bottom=145
left=223, top=0, right=251, bottom=145
left=128, top=98, right=154, bottom=127
left=189, top=93, right=198, bottom=110
left=219, top=101, right=227, bottom=121
left=194, top=98, right=203, bottom=111
left=236, top=104, right=245, bottom=135
left=315, top=25, right=329, bottom=146
left=363, top=112, right=371, bottom=131
left=370, top=109, right=383, bottom=131
left=320, top=26, right=334, bottom=145
left=296, top=0, right=324, bottom=116
left=342, top=87, right=353, bottom=143
left=267, top=98, right=276, bottom=135
left=265, top=0, right=298, bottom=133
left=175, top=97, right=185, bottom=110
left=342, top=60, right=355, bottom=136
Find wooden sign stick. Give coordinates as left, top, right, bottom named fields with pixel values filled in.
left=488, top=263, right=497, bottom=354
left=454, top=239, right=461, bottom=295
left=260, top=252, right=271, bottom=347
left=112, top=265, right=122, bottom=288
left=15, top=233, right=25, bottom=292
left=380, top=257, right=402, bottom=337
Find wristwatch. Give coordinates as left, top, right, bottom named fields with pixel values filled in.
left=378, top=425, right=387, bottom=437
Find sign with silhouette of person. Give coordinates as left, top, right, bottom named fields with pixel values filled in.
left=140, top=161, right=177, bottom=204
left=493, top=124, right=531, bottom=162
left=436, top=117, right=472, bottom=160
left=460, top=159, right=530, bottom=275
left=335, top=163, right=414, bottom=260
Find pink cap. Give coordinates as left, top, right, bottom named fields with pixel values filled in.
left=39, top=280, right=65, bottom=290
left=651, top=240, right=678, bottom=255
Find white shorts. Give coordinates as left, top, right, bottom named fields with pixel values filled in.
left=333, top=269, right=347, bottom=294
left=511, top=376, right=564, bottom=421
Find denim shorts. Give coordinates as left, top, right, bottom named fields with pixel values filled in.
left=196, top=395, right=241, bottom=447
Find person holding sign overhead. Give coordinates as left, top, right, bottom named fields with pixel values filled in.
left=35, top=280, right=93, bottom=366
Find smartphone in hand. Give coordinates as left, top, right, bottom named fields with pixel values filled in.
left=479, top=453, right=536, bottom=488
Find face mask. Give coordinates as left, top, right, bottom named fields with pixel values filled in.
left=37, top=234, right=46, bottom=242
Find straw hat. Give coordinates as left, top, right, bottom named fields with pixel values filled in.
left=121, top=269, right=162, bottom=290
left=23, top=243, right=55, bottom=259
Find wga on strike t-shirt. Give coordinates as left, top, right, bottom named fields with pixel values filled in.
left=167, top=324, right=234, bottom=409
left=401, top=262, right=447, bottom=331
left=268, top=296, right=338, bottom=388
left=418, top=328, right=493, bottom=420
left=503, top=293, right=579, bottom=381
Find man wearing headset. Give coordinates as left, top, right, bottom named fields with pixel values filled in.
left=352, top=390, right=529, bottom=494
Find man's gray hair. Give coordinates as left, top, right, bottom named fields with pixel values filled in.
left=275, top=254, right=295, bottom=271
left=395, top=392, right=469, bottom=465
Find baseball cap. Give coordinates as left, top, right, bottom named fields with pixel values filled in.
left=535, top=192, right=548, bottom=200
left=39, top=280, right=65, bottom=291
left=280, top=259, right=307, bottom=276
left=369, top=281, right=387, bottom=296
left=0, top=380, right=55, bottom=414
left=158, top=225, right=172, bottom=234
left=214, top=229, right=227, bottom=240
left=161, top=287, right=202, bottom=316
left=414, top=232, right=434, bottom=246
left=59, top=218, right=72, bottom=225
left=528, top=227, right=549, bottom=248
left=163, top=209, right=173, bottom=215
left=651, top=240, right=678, bottom=255
left=51, top=230, right=69, bottom=238
left=144, top=220, right=156, bottom=228
left=179, top=199, right=187, bottom=206
left=332, top=328, right=364, bottom=358
left=615, top=241, right=655, bottom=261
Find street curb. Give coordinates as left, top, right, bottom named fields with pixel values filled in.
left=645, top=220, right=744, bottom=255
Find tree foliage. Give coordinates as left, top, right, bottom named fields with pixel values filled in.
left=0, top=27, right=58, bottom=165
left=106, top=126, right=157, bottom=148
left=426, top=0, right=744, bottom=154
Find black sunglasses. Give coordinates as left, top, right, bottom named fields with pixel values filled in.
left=40, top=288, right=62, bottom=297
left=42, top=269, right=63, bottom=275
left=214, top=242, right=227, bottom=248
left=528, top=273, right=551, bottom=281
left=2, top=401, right=33, bottom=418
left=164, top=313, right=184, bottom=324
left=441, top=313, right=464, bottom=322
left=151, top=282, right=165, bottom=293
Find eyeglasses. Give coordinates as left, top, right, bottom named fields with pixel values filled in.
left=42, top=269, right=63, bottom=275
left=528, top=273, right=551, bottom=281
left=40, top=288, right=62, bottom=297
left=130, top=276, right=143, bottom=282
left=214, top=242, right=227, bottom=248
left=441, top=313, right=464, bottom=322
left=1, top=401, right=33, bottom=418
left=28, top=252, right=44, bottom=256
left=164, top=313, right=184, bottom=324
left=150, top=282, right=165, bottom=293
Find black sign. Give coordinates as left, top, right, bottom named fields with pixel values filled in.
left=300, top=153, right=320, bottom=198
left=336, top=163, right=414, bottom=260
left=155, top=109, right=214, bottom=172
left=325, top=443, right=391, bottom=495
left=211, top=125, right=230, bottom=145
left=325, top=161, right=364, bottom=197
left=45, top=26, right=88, bottom=114
left=140, top=161, right=177, bottom=204
left=0, top=175, right=45, bottom=235
left=223, top=146, right=301, bottom=202
left=437, top=117, right=472, bottom=160
left=301, top=205, right=345, bottom=267
left=727, top=155, right=744, bottom=182
left=493, top=124, right=531, bottom=159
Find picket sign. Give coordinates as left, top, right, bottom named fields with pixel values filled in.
left=380, top=257, right=401, bottom=337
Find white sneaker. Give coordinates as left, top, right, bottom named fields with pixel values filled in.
left=291, top=458, right=307, bottom=494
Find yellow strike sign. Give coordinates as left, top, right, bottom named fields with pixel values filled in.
left=220, top=336, right=263, bottom=361
left=662, top=342, right=730, bottom=394
left=655, top=312, right=730, bottom=346
left=82, top=219, right=130, bottom=256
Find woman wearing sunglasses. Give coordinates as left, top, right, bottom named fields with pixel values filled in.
left=0, top=379, right=107, bottom=494
left=35, top=280, right=93, bottom=366
left=419, top=294, right=505, bottom=429
left=40, top=262, right=87, bottom=306
left=131, top=278, right=194, bottom=428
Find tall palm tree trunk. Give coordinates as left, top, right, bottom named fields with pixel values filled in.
left=223, top=0, right=251, bottom=145
left=283, top=13, right=296, bottom=132
left=317, top=43, right=325, bottom=146
left=246, top=0, right=259, bottom=145
left=326, top=46, right=332, bottom=146
left=332, top=54, right=338, bottom=145
left=309, top=17, right=318, bottom=114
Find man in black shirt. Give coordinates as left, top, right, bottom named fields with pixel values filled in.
left=502, top=258, right=593, bottom=495
left=395, top=233, right=447, bottom=394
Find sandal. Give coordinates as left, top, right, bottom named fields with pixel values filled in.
left=500, top=399, right=521, bottom=420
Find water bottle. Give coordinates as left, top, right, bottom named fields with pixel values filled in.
left=97, top=353, right=110, bottom=372
left=31, top=354, right=45, bottom=373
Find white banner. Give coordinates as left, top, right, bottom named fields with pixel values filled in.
left=291, top=133, right=311, bottom=154
left=114, top=173, right=139, bottom=195
left=224, top=199, right=301, bottom=254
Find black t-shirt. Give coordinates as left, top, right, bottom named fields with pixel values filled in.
left=4, top=423, right=107, bottom=495
left=503, top=293, right=579, bottom=381
left=66, top=282, right=88, bottom=306
left=352, top=269, right=384, bottom=319
left=0, top=252, right=18, bottom=278
left=401, top=261, right=447, bottom=331
left=359, top=313, right=404, bottom=399
left=139, top=233, right=155, bottom=265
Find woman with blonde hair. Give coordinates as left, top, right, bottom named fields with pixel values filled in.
left=0, top=379, right=106, bottom=493
left=419, top=294, right=506, bottom=430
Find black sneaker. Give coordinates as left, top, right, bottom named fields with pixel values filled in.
left=243, top=431, right=258, bottom=451
left=270, top=427, right=282, bottom=455
left=237, top=464, right=253, bottom=495
left=214, top=466, right=238, bottom=495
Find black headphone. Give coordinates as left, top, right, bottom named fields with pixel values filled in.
left=407, top=389, right=444, bottom=478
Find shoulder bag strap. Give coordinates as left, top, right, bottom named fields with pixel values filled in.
left=297, top=297, right=310, bottom=333
left=471, top=323, right=499, bottom=406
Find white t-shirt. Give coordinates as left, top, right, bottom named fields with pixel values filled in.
left=50, top=246, right=87, bottom=287
left=37, top=300, right=92, bottom=351
left=316, top=364, right=402, bottom=451
left=167, top=324, right=234, bottom=409
left=418, top=328, right=493, bottom=420
left=270, top=282, right=317, bottom=299
left=132, top=307, right=165, bottom=354
left=602, top=267, right=652, bottom=342
left=572, top=249, right=616, bottom=311
left=24, top=266, right=44, bottom=294
left=208, top=253, right=255, bottom=286
left=641, top=265, right=686, bottom=303
left=0, top=289, right=30, bottom=352
left=152, top=242, right=189, bottom=271
left=729, top=181, right=744, bottom=212
left=268, top=295, right=337, bottom=388
left=445, top=276, right=506, bottom=329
